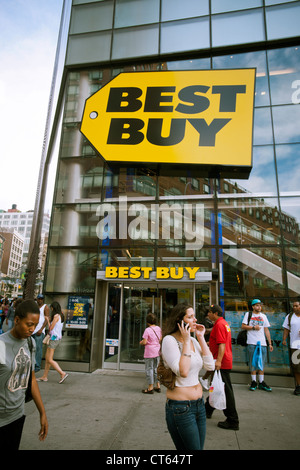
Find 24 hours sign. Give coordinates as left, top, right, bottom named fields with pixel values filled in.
left=81, top=69, right=255, bottom=177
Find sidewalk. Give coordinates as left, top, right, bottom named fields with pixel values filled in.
left=20, top=369, right=300, bottom=451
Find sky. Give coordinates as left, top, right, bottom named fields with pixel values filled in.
left=0, top=0, right=64, bottom=213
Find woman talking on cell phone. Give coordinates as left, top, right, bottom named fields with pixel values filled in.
left=161, top=303, right=215, bottom=450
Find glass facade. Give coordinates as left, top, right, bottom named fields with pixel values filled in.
left=43, top=1, right=300, bottom=376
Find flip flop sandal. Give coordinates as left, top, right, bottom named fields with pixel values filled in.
left=154, top=387, right=161, bottom=393
left=142, top=389, right=154, bottom=394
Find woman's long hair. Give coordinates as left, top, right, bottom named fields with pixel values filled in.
left=162, top=303, right=193, bottom=338
left=50, top=301, right=64, bottom=322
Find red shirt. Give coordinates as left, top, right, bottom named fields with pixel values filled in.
left=209, top=317, right=232, bottom=369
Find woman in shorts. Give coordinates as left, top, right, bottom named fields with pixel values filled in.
left=37, top=301, right=68, bottom=384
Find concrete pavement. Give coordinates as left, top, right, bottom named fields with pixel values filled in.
left=19, top=369, right=300, bottom=451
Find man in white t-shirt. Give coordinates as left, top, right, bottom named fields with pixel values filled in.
left=282, top=301, right=300, bottom=396
left=242, top=299, right=273, bottom=392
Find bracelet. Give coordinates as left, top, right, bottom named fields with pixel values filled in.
left=183, top=353, right=191, bottom=357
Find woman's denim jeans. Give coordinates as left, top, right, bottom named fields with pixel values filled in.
left=165, top=398, right=206, bottom=450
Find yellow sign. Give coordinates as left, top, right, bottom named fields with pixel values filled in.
left=105, top=266, right=200, bottom=279
left=81, top=69, right=255, bottom=176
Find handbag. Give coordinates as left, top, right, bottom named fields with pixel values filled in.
left=157, top=337, right=180, bottom=390
left=208, top=370, right=226, bottom=410
left=25, top=337, right=33, bottom=403
left=43, top=334, right=51, bottom=345
left=237, top=311, right=252, bottom=346
left=157, top=358, right=176, bottom=390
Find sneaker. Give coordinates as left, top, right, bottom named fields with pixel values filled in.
left=200, top=377, right=209, bottom=390
left=249, top=380, right=257, bottom=391
left=258, top=381, right=272, bottom=392
left=294, top=385, right=300, bottom=396
left=217, top=420, right=239, bottom=431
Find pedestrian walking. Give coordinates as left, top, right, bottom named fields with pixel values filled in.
left=0, top=299, right=48, bottom=449
left=37, top=301, right=68, bottom=384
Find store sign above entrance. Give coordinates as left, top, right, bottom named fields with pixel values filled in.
left=81, top=69, right=256, bottom=178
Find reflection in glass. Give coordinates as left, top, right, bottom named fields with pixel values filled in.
left=253, top=108, right=273, bottom=145
left=268, top=46, right=300, bottom=105
left=218, top=197, right=282, bottom=246
left=279, top=197, right=300, bottom=245
left=112, top=25, right=159, bottom=60
left=276, top=144, right=300, bottom=193
left=213, top=50, right=269, bottom=107
left=222, top=245, right=286, bottom=297
left=227, top=145, right=277, bottom=195
left=272, top=105, right=300, bottom=144
left=211, top=0, right=262, bottom=14
left=114, top=0, right=159, bottom=28
left=166, top=57, right=210, bottom=70
left=161, top=0, right=209, bottom=21
left=161, top=17, right=209, bottom=54
left=266, top=3, right=300, bottom=40
left=284, top=245, right=300, bottom=297
left=211, top=9, right=265, bottom=47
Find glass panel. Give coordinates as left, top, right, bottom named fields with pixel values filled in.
left=229, top=145, right=277, bottom=195
left=218, top=197, right=282, bottom=246
left=272, top=105, right=300, bottom=144
left=212, top=9, right=265, bottom=47
left=54, top=159, right=103, bottom=204
left=226, top=297, right=290, bottom=373
left=114, top=0, right=159, bottom=28
left=66, top=32, right=112, bottom=65
left=284, top=245, right=300, bottom=297
left=161, top=0, right=209, bottom=21
left=161, top=17, right=210, bottom=54
left=98, top=248, right=155, bottom=271
left=265, top=0, right=299, bottom=4
left=166, top=57, right=211, bottom=70
left=221, top=246, right=286, bottom=298
left=121, top=285, right=157, bottom=364
left=70, top=2, right=114, bottom=34
left=49, top=204, right=100, bottom=248
left=266, top=3, right=300, bottom=40
left=276, top=144, right=300, bottom=193
left=268, top=46, right=300, bottom=106
left=105, top=283, right=121, bottom=364
left=156, top=247, right=212, bottom=271
left=159, top=176, right=213, bottom=197
left=43, top=294, right=93, bottom=363
left=279, top=197, right=300, bottom=246
left=253, top=107, right=273, bottom=145
left=45, top=249, right=97, bottom=294
left=213, top=50, right=270, bottom=107
left=112, top=25, right=159, bottom=59
left=212, top=0, right=262, bottom=13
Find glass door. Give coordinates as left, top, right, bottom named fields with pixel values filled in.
left=120, top=284, right=158, bottom=367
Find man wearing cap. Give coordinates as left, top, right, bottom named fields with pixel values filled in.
left=242, top=299, right=273, bottom=391
left=33, top=295, right=50, bottom=373
left=282, top=300, right=300, bottom=396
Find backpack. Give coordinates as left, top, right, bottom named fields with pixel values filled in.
left=236, top=311, right=252, bottom=346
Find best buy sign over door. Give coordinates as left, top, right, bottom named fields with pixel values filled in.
left=81, top=69, right=255, bottom=177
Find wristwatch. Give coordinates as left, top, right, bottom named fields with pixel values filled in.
left=252, top=326, right=255, bottom=330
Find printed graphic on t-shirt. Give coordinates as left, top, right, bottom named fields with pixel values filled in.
left=7, top=347, right=31, bottom=392
left=251, top=315, right=264, bottom=327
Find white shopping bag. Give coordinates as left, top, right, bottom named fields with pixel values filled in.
left=208, top=370, right=226, bottom=410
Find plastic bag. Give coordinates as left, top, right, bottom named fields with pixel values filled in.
left=252, top=341, right=263, bottom=370
left=208, top=370, right=226, bottom=410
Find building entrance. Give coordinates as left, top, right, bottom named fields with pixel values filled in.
left=103, top=282, right=211, bottom=370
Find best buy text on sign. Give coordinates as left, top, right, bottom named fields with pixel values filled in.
left=80, top=69, right=255, bottom=170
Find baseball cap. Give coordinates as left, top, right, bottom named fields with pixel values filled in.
left=251, top=299, right=261, bottom=306
left=37, top=294, right=44, bottom=299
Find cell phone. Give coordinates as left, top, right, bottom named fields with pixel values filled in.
left=183, top=321, right=189, bottom=328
